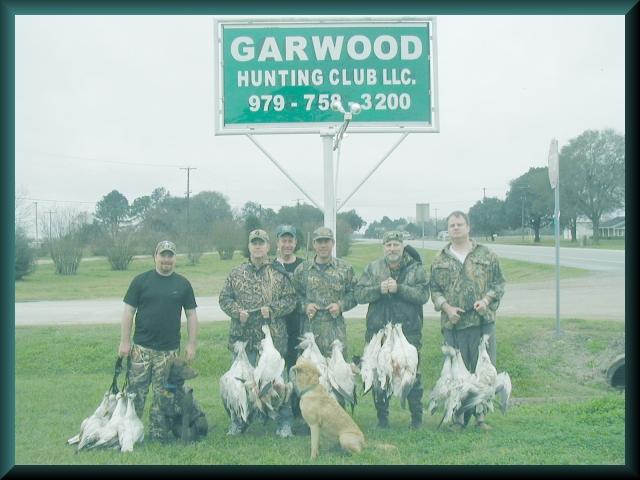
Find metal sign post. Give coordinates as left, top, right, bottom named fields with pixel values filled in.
left=548, top=138, right=561, bottom=336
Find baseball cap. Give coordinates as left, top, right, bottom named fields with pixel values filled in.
left=312, top=226, right=334, bottom=241
left=155, top=240, right=177, bottom=255
left=249, top=229, right=270, bottom=243
left=383, top=231, right=404, bottom=244
left=276, top=225, right=297, bottom=238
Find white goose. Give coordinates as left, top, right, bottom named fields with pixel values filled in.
left=220, top=341, right=255, bottom=424
left=375, top=323, right=395, bottom=396
left=297, top=332, right=331, bottom=392
left=254, top=325, right=285, bottom=394
left=89, top=391, right=127, bottom=449
left=360, top=329, right=384, bottom=395
left=118, top=392, right=144, bottom=452
left=390, top=323, right=419, bottom=408
left=70, top=391, right=111, bottom=448
left=254, top=325, right=288, bottom=418
left=427, top=344, right=455, bottom=416
left=327, top=339, right=357, bottom=411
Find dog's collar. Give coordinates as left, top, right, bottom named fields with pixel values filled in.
left=298, top=384, right=319, bottom=397
left=164, top=383, right=178, bottom=392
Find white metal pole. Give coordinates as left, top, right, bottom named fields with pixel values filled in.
left=321, top=129, right=337, bottom=257
left=554, top=183, right=561, bottom=336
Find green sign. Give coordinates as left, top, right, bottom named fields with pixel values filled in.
left=214, top=18, right=438, bottom=134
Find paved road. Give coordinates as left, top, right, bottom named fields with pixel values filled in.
left=15, top=270, right=624, bottom=326
left=403, top=240, right=624, bottom=272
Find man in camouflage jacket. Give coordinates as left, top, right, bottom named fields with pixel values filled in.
left=430, top=211, right=505, bottom=431
left=292, top=227, right=357, bottom=358
left=219, top=229, right=297, bottom=437
left=354, top=231, right=430, bottom=429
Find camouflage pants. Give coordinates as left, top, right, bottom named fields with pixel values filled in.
left=127, top=343, right=178, bottom=441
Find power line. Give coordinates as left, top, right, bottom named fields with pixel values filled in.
left=15, top=196, right=97, bottom=205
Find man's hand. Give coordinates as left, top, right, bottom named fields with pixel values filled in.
left=306, top=303, right=319, bottom=319
left=118, top=340, right=131, bottom=358
left=260, top=306, right=271, bottom=319
left=380, top=280, right=389, bottom=294
left=387, top=278, right=398, bottom=294
left=443, top=303, right=465, bottom=324
left=327, top=303, right=341, bottom=318
left=239, top=309, right=249, bottom=323
left=473, top=298, right=489, bottom=313
left=185, top=341, right=197, bottom=363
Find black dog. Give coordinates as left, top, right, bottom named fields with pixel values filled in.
left=160, top=358, right=208, bottom=442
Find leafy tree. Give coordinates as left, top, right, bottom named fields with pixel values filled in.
left=364, top=216, right=409, bottom=238
left=469, top=197, right=507, bottom=240
left=94, top=190, right=130, bottom=239
left=212, top=219, right=243, bottom=260
left=505, top=167, right=554, bottom=242
left=336, top=218, right=353, bottom=257
left=559, top=129, right=625, bottom=243
left=337, top=209, right=366, bottom=232
left=48, top=209, right=87, bottom=275
left=105, top=231, right=135, bottom=271
left=187, top=191, right=234, bottom=263
left=15, top=227, right=36, bottom=280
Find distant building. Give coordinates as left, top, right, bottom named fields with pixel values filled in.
left=563, top=215, right=625, bottom=240
left=599, top=216, right=625, bottom=238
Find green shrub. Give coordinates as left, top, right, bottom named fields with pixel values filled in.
left=15, top=228, right=36, bottom=280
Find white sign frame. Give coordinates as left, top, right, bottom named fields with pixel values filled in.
left=213, top=16, right=439, bottom=135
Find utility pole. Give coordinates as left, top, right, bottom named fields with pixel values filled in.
left=34, top=201, right=38, bottom=246
left=434, top=208, right=438, bottom=240
left=46, top=210, right=55, bottom=239
left=521, top=192, right=526, bottom=241
left=483, top=187, right=486, bottom=201
left=180, top=167, right=197, bottom=255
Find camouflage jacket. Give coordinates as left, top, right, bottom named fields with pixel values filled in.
left=354, top=248, right=429, bottom=348
left=291, top=256, right=357, bottom=356
left=430, top=240, right=506, bottom=331
left=219, top=260, right=296, bottom=356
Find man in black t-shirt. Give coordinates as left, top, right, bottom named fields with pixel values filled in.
left=118, top=240, right=199, bottom=441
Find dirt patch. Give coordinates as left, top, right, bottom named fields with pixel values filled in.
left=518, top=326, right=624, bottom=391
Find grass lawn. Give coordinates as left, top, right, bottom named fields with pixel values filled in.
left=15, top=243, right=589, bottom=302
left=15, top=316, right=625, bottom=465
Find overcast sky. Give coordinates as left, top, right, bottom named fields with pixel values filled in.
left=14, top=15, right=625, bottom=235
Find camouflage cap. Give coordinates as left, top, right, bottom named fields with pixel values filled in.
left=155, top=240, right=177, bottom=255
left=312, top=226, right=334, bottom=241
left=249, top=229, right=270, bottom=243
left=383, top=231, right=404, bottom=244
left=276, top=224, right=297, bottom=238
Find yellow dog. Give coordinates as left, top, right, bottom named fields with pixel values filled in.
left=293, top=358, right=365, bottom=460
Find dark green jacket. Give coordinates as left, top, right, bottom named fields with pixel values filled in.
left=354, top=248, right=429, bottom=348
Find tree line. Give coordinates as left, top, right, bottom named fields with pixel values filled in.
left=15, top=128, right=623, bottom=280
left=364, top=129, right=625, bottom=244
left=15, top=187, right=366, bottom=279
